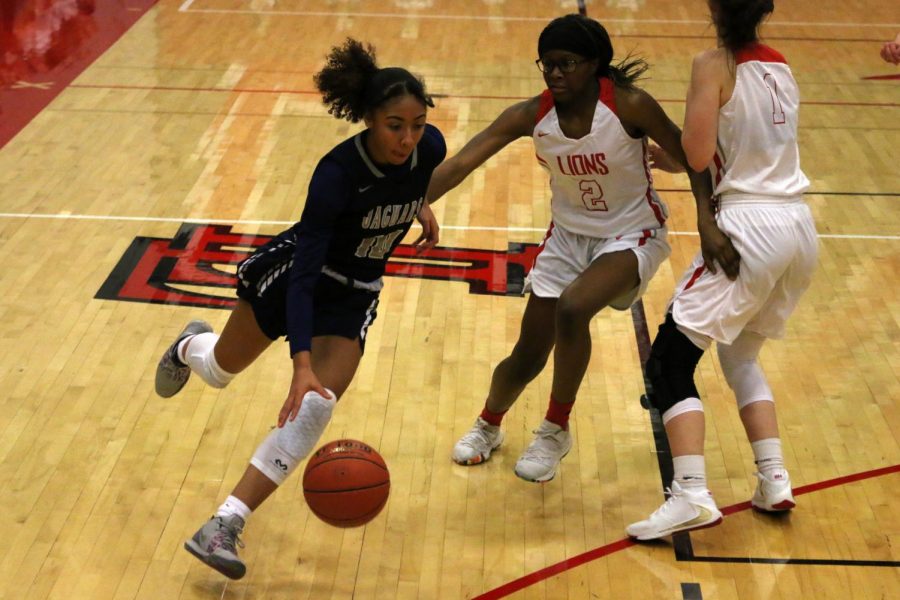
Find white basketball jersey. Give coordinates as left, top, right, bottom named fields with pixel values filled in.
left=711, top=43, right=810, bottom=199
left=533, top=79, right=667, bottom=238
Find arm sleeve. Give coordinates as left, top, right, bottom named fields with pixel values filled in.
left=285, top=157, right=351, bottom=356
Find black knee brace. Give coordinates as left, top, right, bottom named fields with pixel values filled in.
left=644, top=314, right=704, bottom=414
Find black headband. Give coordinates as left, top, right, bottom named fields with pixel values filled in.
left=363, top=67, right=420, bottom=107
left=537, top=14, right=613, bottom=68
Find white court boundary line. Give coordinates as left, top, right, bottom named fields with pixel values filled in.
left=1, top=212, right=897, bottom=241
left=175, top=0, right=899, bottom=28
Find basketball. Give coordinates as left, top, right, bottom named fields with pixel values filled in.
left=302, top=439, right=390, bottom=528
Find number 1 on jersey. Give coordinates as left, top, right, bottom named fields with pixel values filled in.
left=763, top=72, right=786, bottom=125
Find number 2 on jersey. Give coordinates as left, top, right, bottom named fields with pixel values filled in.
left=762, top=72, right=786, bottom=125
left=579, top=179, right=608, bottom=211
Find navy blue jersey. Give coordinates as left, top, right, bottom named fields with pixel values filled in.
left=278, top=123, right=446, bottom=355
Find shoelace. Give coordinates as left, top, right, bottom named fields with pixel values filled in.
left=215, top=519, right=245, bottom=553
left=461, top=426, right=496, bottom=449
left=162, top=358, right=189, bottom=382
left=521, top=430, right=565, bottom=461
left=650, top=487, right=681, bottom=519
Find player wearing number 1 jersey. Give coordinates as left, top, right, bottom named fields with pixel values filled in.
left=427, top=14, right=721, bottom=483
left=627, top=0, right=818, bottom=541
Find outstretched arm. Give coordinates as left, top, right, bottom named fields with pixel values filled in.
left=425, top=98, right=538, bottom=204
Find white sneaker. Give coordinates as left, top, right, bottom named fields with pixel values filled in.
left=751, top=471, right=796, bottom=512
left=452, top=417, right=504, bottom=465
left=514, top=419, right=572, bottom=482
left=626, top=480, right=723, bottom=541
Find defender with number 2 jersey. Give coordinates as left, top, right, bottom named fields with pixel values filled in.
left=533, top=78, right=668, bottom=238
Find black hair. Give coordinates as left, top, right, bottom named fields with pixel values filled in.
left=313, top=38, right=433, bottom=123
left=710, top=0, right=775, bottom=52
left=537, top=14, right=649, bottom=88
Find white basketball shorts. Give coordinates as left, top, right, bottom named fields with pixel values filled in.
left=671, top=197, right=818, bottom=347
left=525, top=222, right=671, bottom=310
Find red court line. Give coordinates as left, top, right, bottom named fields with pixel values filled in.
left=66, top=83, right=900, bottom=108
left=862, top=74, right=900, bottom=81
left=471, top=463, right=900, bottom=600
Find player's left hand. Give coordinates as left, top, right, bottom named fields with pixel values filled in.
left=698, top=218, right=740, bottom=280
left=413, top=202, right=439, bottom=254
left=881, top=41, right=900, bottom=65
left=648, top=144, right=686, bottom=173
left=279, top=364, right=328, bottom=428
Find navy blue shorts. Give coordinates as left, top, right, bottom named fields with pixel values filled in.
left=235, top=239, right=380, bottom=352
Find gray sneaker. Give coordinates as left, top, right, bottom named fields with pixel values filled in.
left=184, top=515, right=246, bottom=580
left=155, top=320, right=212, bottom=398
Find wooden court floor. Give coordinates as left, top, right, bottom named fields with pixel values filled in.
left=0, top=0, right=898, bottom=598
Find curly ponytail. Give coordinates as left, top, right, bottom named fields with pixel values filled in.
left=314, top=38, right=433, bottom=123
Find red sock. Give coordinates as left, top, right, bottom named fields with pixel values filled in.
left=480, top=406, right=507, bottom=427
left=545, top=395, right=573, bottom=430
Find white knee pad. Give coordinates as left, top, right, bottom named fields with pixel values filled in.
left=662, top=397, right=704, bottom=425
left=717, top=332, right=773, bottom=410
left=250, top=390, right=336, bottom=485
left=182, top=332, right=235, bottom=389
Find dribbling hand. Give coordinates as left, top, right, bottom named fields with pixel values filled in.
left=279, top=366, right=328, bottom=428
left=412, top=202, right=440, bottom=254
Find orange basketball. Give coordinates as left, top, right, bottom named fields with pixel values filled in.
left=302, top=439, right=390, bottom=527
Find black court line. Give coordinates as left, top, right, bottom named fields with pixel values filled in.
left=685, top=556, right=900, bottom=567
left=630, top=300, right=694, bottom=560
left=681, top=582, right=704, bottom=600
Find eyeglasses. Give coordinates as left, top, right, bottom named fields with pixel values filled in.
left=535, top=57, right=589, bottom=74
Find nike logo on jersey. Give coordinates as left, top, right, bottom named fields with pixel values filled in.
left=537, top=131, right=550, bottom=137
left=358, top=185, right=374, bottom=193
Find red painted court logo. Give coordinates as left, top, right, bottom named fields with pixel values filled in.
left=95, top=223, right=542, bottom=308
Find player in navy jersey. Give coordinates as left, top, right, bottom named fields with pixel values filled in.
left=627, top=0, right=817, bottom=540
left=153, top=39, right=446, bottom=579
left=428, top=14, right=734, bottom=483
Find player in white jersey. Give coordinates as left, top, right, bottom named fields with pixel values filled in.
left=426, top=14, right=724, bottom=483
left=627, top=0, right=818, bottom=541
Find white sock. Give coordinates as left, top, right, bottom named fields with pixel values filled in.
left=673, top=455, right=707, bottom=491
left=216, top=495, right=252, bottom=522
left=181, top=332, right=235, bottom=388
left=176, top=336, right=192, bottom=364
left=751, top=438, right=787, bottom=480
